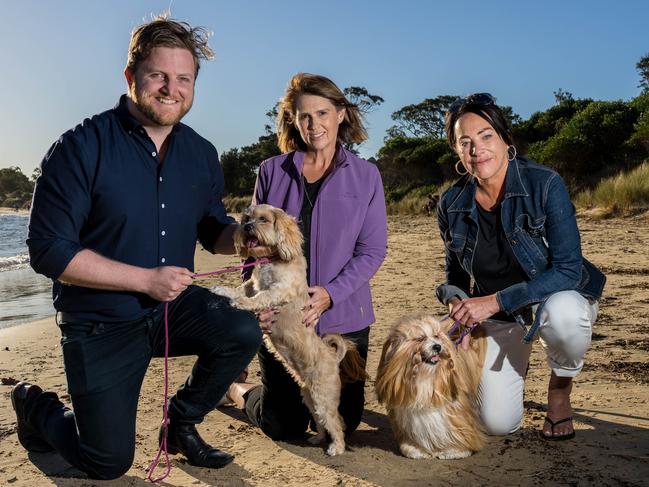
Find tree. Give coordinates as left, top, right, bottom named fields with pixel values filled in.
left=513, top=97, right=592, bottom=155
left=637, top=53, right=649, bottom=94
left=343, top=86, right=384, bottom=114
left=528, top=100, right=640, bottom=187
left=220, top=134, right=281, bottom=196
left=0, top=166, right=34, bottom=208
left=387, top=96, right=457, bottom=139
left=375, top=136, right=454, bottom=189
left=553, top=88, right=574, bottom=104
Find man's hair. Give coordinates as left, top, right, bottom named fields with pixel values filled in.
left=126, top=14, right=214, bottom=76
left=276, top=73, right=368, bottom=153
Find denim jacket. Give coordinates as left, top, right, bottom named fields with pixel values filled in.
left=436, top=157, right=605, bottom=340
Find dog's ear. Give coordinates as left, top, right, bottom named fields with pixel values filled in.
left=380, top=332, right=405, bottom=365
left=234, top=207, right=252, bottom=256
left=233, top=225, right=245, bottom=256
left=273, top=208, right=303, bottom=261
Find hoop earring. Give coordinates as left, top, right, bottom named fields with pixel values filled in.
left=455, top=160, right=468, bottom=176
left=507, top=145, right=517, bottom=161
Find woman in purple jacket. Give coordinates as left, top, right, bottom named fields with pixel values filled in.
left=226, top=73, right=388, bottom=440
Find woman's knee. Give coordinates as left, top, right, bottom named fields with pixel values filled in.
left=540, top=291, right=594, bottom=355
left=259, top=412, right=309, bottom=440
left=481, top=408, right=523, bottom=436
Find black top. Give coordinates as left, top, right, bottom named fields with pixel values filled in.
left=299, top=175, right=325, bottom=282
left=472, top=202, right=527, bottom=321
left=27, top=95, right=233, bottom=322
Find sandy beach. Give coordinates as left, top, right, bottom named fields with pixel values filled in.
left=1, top=214, right=648, bottom=486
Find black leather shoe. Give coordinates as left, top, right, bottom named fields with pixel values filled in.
left=11, top=382, right=54, bottom=453
left=160, top=422, right=234, bottom=469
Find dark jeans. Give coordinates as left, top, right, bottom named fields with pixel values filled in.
left=24, top=285, right=262, bottom=480
left=244, top=326, right=369, bottom=440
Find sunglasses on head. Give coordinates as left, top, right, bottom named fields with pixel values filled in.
left=448, top=93, right=496, bottom=114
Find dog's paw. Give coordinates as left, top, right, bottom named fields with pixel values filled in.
left=233, top=296, right=259, bottom=311
left=326, top=441, right=345, bottom=456
left=436, top=449, right=472, bottom=460
left=400, top=443, right=430, bottom=459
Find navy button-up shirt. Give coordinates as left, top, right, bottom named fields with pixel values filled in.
left=28, top=95, right=234, bottom=322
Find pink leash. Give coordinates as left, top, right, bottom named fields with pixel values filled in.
left=147, top=257, right=271, bottom=482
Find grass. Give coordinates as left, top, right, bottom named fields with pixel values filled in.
left=575, top=161, right=649, bottom=217
left=385, top=182, right=453, bottom=215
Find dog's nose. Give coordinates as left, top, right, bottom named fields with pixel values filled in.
left=432, top=343, right=442, bottom=354
left=244, top=222, right=254, bottom=232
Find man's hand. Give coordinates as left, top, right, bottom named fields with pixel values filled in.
left=302, top=286, right=331, bottom=328
left=143, top=266, right=194, bottom=302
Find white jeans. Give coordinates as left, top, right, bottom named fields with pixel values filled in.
left=478, top=291, right=599, bottom=435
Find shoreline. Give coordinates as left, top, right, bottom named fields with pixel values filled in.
left=0, top=216, right=647, bottom=486
left=0, top=207, right=30, bottom=216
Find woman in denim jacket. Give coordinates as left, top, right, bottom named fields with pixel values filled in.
left=436, top=94, right=605, bottom=440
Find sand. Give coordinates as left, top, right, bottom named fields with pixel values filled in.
left=1, top=214, right=648, bottom=486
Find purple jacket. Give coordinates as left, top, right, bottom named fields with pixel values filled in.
left=253, top=147, right=388, bottom=335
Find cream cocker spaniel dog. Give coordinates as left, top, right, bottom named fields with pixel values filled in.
left=211, top=204, right=365, bottom=456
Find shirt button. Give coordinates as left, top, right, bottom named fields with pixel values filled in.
left=161, top=230, right=166, bottom=236
left=159, top=176, right=163, bottom=182
left=161, top=257, right=166, bottom=263
left=161, top=203, right=165, bottom=209
left=152, top=151, right=157, bottom=157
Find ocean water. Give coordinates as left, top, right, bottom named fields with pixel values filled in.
left=0, top=213, right=54, bottom=329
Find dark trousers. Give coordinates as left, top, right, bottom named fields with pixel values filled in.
left=24, top=285, right=262, bottom=480
left=244, top=326, right=369, bottom=440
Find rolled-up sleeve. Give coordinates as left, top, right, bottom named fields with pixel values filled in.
left=27, top=131, right=95, bottom=279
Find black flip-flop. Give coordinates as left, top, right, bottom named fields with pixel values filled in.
left=540, top=416, right=575, bottom=441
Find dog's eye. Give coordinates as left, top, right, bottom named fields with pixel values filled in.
left=258, top=216, right=267, bottom=223
left=415, top=336, right=426, bottom=342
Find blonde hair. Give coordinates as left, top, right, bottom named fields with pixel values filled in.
left=276, top=73, right=368, bottom=153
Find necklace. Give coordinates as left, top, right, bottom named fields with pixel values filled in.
left=301, top=175, right=317, bottom=208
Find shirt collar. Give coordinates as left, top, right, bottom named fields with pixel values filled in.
left=447, top=158, right=527, bottom=213
left=290, top=145, right=350, bottom=174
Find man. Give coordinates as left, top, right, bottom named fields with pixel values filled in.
left=12, top=16, right=262, bottom=480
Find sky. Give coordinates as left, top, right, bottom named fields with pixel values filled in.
left=1, top=0, right=648, bottom=176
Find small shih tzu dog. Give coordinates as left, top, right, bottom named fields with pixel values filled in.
left=375, top=314, right=487, bottom=459
left=210, top=204, right=365, bottom=456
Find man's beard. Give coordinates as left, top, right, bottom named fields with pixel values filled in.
left=130, top=85, right=192, bottom=127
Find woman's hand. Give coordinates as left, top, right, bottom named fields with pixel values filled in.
left=302, top=286, right=332, bottom=328
left=256, top=308, right=279, bottom=334
left=450, top=294, right=500, bottom=326
left=449, top=295, right=500, bottom=350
